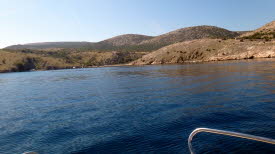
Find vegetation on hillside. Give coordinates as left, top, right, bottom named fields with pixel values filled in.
left=0, top=50, right=74, bottom=72
left=5, top=25, right=241, bottom=52
left=240, top=21, right=275, bottom=41
left=1, top=21, right=274, bottom=73
left=241, top=31, right=275, bottom=41
left=0, top=49, right=146, bottom=72
left=139, top=25, right=240, bottom=46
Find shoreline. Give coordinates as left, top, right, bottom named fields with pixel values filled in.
left=1, top=57, right=274, bottom=74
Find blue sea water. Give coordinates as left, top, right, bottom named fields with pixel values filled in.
left=0, top=59, right=274, bottom=154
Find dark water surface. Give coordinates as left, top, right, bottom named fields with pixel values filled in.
left=0, top=59, right=274, bottom=154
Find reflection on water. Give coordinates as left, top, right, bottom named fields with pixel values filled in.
left=0, top=59, right=274, bottom=154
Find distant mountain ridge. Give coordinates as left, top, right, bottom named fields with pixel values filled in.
left=5, top=25, right=242, bottom=51
left=5, top=42, right=93, bottom=50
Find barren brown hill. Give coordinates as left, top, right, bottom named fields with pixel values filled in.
left=139, top=25, right=240, bottom=46
left=5, top=25, right=240, bottom=52
left=131, top=39, right=275, bottom=65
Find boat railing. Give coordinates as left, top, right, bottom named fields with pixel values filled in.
left=23, top=127, right=275, bottom=154
left=188, top=128, right=275, bottom=154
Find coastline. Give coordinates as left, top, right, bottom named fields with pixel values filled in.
left=1, top=57, right=274, bottom=74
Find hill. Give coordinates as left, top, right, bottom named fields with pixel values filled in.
left=0, top=50, right=75, bottom=72
left=5, top=42, right=94, bottom=50
left=131, top=21, right=275, bottom=65
left=0, top=49, right=146, bottom=72
left=4, top=25, right=240, bottom=52
left=2, top=21, right=274, bottom=73
left=130, top=39, right=275, bottom=65
left=99, top=34, right=153, bottom=46
left=240, top=21, right=275, bottom=40
left=139, top=25, right=240, bottom=46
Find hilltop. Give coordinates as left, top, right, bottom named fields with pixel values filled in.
left=139, top=25, right=239, bottom=46
left=99, top=34, right=153, bottom=46
left=4, top=25, right=240, bottom=52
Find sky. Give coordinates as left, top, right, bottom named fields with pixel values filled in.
left=0, top=0, right=274, bottom=48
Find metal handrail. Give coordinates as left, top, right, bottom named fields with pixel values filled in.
left=188, top=128, right=275, bottom=154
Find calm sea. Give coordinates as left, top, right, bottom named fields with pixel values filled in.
left=0, top=59, right=274, bottom=154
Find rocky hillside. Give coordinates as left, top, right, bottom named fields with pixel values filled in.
left=130, top=39, right=275, bottom=65
left=2, top=21, right=274, bottom=73
left=240, top=21, right=275, bottom=40
left=139, top=25, right=239, bottom=46
left=131, top=21, right=275, bottom=65
left=4, top=25, right=240, bottom=52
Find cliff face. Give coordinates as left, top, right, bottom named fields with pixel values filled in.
left=130, top=39, right=275, bottom=65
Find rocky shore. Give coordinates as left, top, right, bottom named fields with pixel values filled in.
left=130, top=39, right=275, bottom=65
